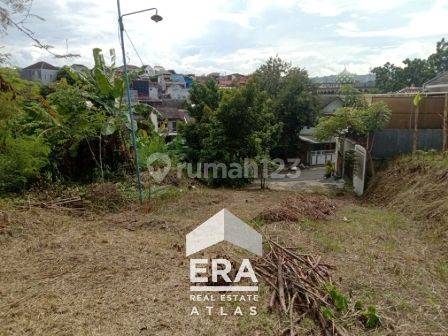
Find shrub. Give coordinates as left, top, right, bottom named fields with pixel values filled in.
left=0, top=135, right=50, bottom=192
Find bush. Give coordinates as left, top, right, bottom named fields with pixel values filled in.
left=0, top=135, right=50, bottom=192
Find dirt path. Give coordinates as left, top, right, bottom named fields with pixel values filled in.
left=0, top=188, right=446, bottom=335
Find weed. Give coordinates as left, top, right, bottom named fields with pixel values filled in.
left=325, top=283, right=349, bottom=312
left=361, top=306, right=381, bottom=329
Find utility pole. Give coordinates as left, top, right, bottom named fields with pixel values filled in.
left=116, top=1, right=162, bottom=203
left=443, top=93, right=448, bottom=151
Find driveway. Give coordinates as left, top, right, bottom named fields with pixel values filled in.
left=250, top=166, right=345, bottom=192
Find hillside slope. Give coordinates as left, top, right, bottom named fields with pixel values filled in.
left=366, top=151, right=448, bottom=243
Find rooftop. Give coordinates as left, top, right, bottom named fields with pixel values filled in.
left=23, top=61, right=59, bottom=70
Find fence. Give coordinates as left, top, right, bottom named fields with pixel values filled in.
left=367, top=93, right=447, bottom=157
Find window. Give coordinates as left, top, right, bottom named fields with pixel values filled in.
left=169, top=120, right=177, bottom=132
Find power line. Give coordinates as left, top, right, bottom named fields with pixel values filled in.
left=124, top=29, right=144, bottom=66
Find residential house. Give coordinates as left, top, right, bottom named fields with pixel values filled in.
left=130, top=79, right=161, bottom=103
left=158, top=73, right=189, bottom=100
left=298, top=127, right=336, bottom=166
left=20, top=61, right=59, bottom=85
left=397, top=85, right=422, bottom=94
left=155, top=105, right=191, bottom=137
left=115, top=64, right=141, bottom=76
left=423, top=72, right=448, bottom=92
left=218, top=73, right=249, bottom=87
left=70, top=64, right=89, bottom=74
left=317, top=95, right=344, bottom=115
left=297, top=96, right=341, bottom=166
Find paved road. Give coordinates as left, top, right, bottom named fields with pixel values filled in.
left=249, top=166, right=344, bottom=192
left=266, top=166, right=326, bottom=182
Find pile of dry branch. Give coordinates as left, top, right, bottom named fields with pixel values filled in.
left=18, top=197, right=84, bottom=212
left=255, top=240, right=349, bottom=336
left=256, top=195, right=337, bottom=223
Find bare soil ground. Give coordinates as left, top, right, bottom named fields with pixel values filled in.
left=0, top=187, right=447, bottom=335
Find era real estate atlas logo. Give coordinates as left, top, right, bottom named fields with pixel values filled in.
left=186, top=209, right=262, bottom=316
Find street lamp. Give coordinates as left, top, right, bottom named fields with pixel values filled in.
left=116, top=1, right=163, bottom=203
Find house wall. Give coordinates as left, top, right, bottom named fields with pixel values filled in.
left=166, top=85, right=189, bottom=100
left=20, top=69, right=58, bottom=85
left=149, top=87, right=159, bottom=100
left=322, top=99, right=343, bottom=115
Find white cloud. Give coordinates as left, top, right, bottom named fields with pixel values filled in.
left=1, top=0, right=446, bottom=76
left=297, top=0, right=411, bottom=17
left=336, top=0, right=448, bottom=38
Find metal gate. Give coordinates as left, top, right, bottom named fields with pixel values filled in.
left=309, top=150, right=336, bottom=166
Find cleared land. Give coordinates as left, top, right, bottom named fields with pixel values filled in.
left=0, top=186, right=447, bottom=335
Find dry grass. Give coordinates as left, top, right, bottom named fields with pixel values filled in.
left=255, top=194, right=338, bottom=223
left=0, top=186, right=447, bottom=335
left=366, top=152, right=448, bottom=244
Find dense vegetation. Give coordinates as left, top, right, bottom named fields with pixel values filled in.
left=0, top=49, right=166, bottom=192
left=0, top=54, right=318, bottom=192
left=372, top=38, right=448, bottom=93
left=180, top=57, right=317, bottom=186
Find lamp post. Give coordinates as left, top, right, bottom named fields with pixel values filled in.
left=116, top=1, right=162, bottom=203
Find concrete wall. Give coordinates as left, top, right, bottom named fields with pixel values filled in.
left=372, top=129, right=443, bottom=158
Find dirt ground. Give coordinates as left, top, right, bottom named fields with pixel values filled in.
left=0, top=187, right=447, bottom=335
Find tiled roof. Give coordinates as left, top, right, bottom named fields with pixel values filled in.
left=23, top=61, right=59, bottom=70
left=397, top=86, right=422, bottom=94
left=316, top=95, right=343, bottom=108
left=156, top=106, right=190, bottom=121
left=424, top=72, right=448, bottom=86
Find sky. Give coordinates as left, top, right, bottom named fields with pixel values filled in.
left=2, top=0, right=448, bottom=76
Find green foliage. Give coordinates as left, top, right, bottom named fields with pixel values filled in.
left=361, top=306, right=381, bottom=328
left=0, top=48, right=161, bottom=190
left=137, top=131, right=170, bottom=168
left=0, top=135, right=50, bottom=191
left=428, top=38, right=448, bottom=73
left=0, top=70, right=53, bottom=191
left=325, top=160, right=335, bottom=177
left=320, top=306, right=335, bottom=320
left=413, top=92, right=422, bottom=107
left=316, top=100, right=391, bottom=141
left=325, top=283, right=349, bottom=312
left=340, top=85, right=368, bottom=109
left=316, top=107, right=365, bottom=140
left=181, top=80, right=281, bottom=186
left=187, top=79, right=220, bottom=119
left=253, top=57, right=317, bottom=158
left=252, top=56, right=291, bottom=97
left=372, top=38, right=448, bottom=93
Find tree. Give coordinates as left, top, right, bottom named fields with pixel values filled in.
left=253, top=57, right=317, bottom=158
left=180, top=80, right=281, bottom=187
left=252, top=57, right=291, bottom=97
left=316, top=101, right=390, bottom=176
left=187, top=79, right=220, bottom=120
left=371, top=62, right=405, bottom=93
left=428, top=38, right=448, bottom=74
left=315, top=107, right=365, bottom=141
left=272, top=68, right=316, bottom=158
left=0, top=0, right=79, bottom=62
left=401, top=58, right=435, bottom=87
left=372, top=39, right=448, bottom=93
left=340, top=84, right=368, bottom=109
